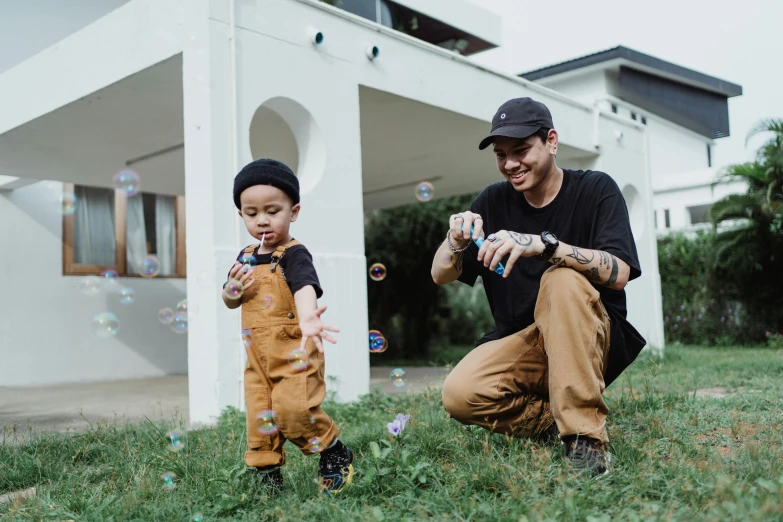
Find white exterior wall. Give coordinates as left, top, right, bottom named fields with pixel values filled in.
left=0, top=182, right=187, bottom=386
left=647, top=118, right=711, bottom=181
left=536, top=70, right=609, bottom=106
left=654, top=175, right=747, bottom=231
left=589, top=115, right=665, bottom=351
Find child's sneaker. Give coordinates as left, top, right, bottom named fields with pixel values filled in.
left=253, top=467, right=283, bottom=494
left=318, top=439, right=354, bottom=494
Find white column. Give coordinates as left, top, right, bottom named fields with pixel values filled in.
left=234, top=87, right=370, bottom=404
left=183, top=5, right=244, bottom=426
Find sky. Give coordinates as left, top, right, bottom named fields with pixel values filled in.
left=467, top=0, right=783, bottom=170
left=1, top=0, right=781, bottom=171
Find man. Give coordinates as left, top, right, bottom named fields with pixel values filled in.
left=432, top=97, right=646, bottom=476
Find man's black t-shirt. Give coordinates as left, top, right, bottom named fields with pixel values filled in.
left=458, top=169, right=646, bottom=386
left=230, top=242, right=323, bottom=298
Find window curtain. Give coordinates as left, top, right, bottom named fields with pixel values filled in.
left=73, top=186, right=115, bottom=266
left=155, top=195, right=176, bottom=275
left=125, top=195, right=148, bottom=275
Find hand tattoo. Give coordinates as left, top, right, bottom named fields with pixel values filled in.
left=509, top=232, right=533, bottom=247
left=566, top=246, right=594, bottom=265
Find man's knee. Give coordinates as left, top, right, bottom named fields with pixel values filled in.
left=441, top=373, right=474, bottom=423
left=540, top=267, right=594, bottom=300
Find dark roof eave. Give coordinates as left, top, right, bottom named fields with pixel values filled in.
left=519, top=45, right=742, bottom=98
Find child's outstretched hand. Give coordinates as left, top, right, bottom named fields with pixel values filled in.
left=299, top=305, right=340, bottom=353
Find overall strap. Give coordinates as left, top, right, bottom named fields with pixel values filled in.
left=270, top=239, right=301, bottom=272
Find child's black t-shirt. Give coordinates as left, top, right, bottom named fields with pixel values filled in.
left=457, top=169, right=646, bottom=386
left=230, top=242, right=323, bottom=298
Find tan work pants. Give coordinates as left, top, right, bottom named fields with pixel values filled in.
left=442, top=267, right=612, bottom=443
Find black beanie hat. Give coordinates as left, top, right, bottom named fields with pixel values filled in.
left=233, top=159, right=300, bottom=209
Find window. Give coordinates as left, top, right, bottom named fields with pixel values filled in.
left=664, top=209, right=671, bottom=228
left=631, top=112, right=637, bottom=121
left=687, top=203, right=712, bottom=225
left=611, top=104, right=617, bottom=114
left=707, top=144, right=712, bottom=167
left=654, top=209, right=659, bottom=229
left=641, top=116, right=647, bottom=125
left=63, top=183, right=186, bottom=277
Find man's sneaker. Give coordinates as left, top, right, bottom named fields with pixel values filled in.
left=318, top=439, right=355, bottom=494
left=563, top=436, right=610, bottom=477
left=253, top=467, right=283, bottom=494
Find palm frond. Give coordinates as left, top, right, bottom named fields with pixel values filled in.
left=713, top=162, right=769, bottom=189
left=746, top=118, right=783, bottom=147
left=708, top=194, right=764, bottom=225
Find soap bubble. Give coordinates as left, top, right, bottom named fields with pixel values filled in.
left=192, top=514, right=204, bottom=522
left=81, top=276, right=102, bottom=296
left=288, top=347, right=309, bottom=371
left=60, top=192, right=78, bottom=215
left=166, top=431, right=184, bottom=452
left=119, top=287, right=135, bottom=304
left=113, top=169, right=141, bottom=197
left=369, top=263, right=387, bottom=281
left=241, top=329, right=252, bottom=349
left=92, top=312, right=120, bottom=338
left=102, top=269, right=119, bottom=287
left=257, top=410, right=278, bottom=435
left=389, top=368, right=407, bottom=387
left=158, top=307, right=174, bottom=324
left=140, top=256, right=160, bottom=278
left=369, top=330, right=388, bottom=353
left=309, top=437, right=324, bottom=453
left=239, top=252, right=257, bottom=266
left=415, top=181, right=434, bottom=202
left=170, top=312, right=188, bottom=334
left=260, top=294, right=275, bottom=310
left=161, top=472, right=176, bottom=490
left=222, top=279, right=243, bottom=300
left=437, top=251, right=454, bottom=269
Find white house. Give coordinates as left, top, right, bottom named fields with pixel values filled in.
left=519, top=46, right=745, bottom=233
left=0, top=0, right=664, bottom=427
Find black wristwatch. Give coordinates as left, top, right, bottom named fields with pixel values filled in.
left=537, top=231, right=559, bottom=260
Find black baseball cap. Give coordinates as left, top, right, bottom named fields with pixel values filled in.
left=478, top=97, right=554, bottom=150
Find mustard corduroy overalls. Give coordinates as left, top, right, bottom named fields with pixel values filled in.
left=240, top=240, right=339, bottom=468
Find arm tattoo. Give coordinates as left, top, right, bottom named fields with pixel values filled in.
left=602, top=254, right=619, bottom=288
left=509, top=231, right=533, bottom=247
left=581, top=267, right=602, bottom=283
left=550, top=257, right=562, bottom=265
left=598, top=251, right=611, bottom=268
left=566, top=245, right=594, bottom=265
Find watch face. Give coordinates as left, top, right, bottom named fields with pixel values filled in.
left=542, top=232, right=556, bottom=245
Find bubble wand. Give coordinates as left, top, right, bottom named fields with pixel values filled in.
left=464, top=224, right=505, bottom=275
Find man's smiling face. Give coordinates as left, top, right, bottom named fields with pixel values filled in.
left=493, top=131, right=557, bottom=193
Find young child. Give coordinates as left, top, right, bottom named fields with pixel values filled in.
left=223, top=158, right=354, bottom=494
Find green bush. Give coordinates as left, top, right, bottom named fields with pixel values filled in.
left=657, top=230, right=780, bottom=346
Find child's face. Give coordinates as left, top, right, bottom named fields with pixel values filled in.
left=238, top=185, right=300, bottom=247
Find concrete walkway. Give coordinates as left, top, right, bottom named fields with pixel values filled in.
left=0, top=366, right=450, bottom=435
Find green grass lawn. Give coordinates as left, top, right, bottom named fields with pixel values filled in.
left=3, top=344, right=783, bottom=521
